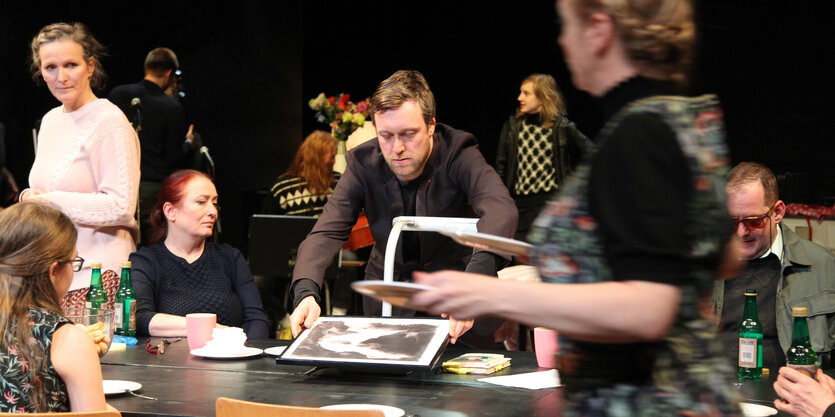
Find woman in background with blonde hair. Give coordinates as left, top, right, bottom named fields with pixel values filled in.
left=495, top=73, right=588, bottom=241
left=262, top=130, right=339, bottom=216
left=0, top=202, right=112, bottom=413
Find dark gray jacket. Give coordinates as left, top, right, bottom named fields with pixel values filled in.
left=495, top=114, right=589, bottom=194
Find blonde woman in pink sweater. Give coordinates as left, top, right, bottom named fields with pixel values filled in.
left=22, top=22, right=140, bottom=311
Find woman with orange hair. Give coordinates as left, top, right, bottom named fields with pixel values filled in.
left=262, top=130, right=339, bottom=216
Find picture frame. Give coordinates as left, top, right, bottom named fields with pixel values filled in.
left=277, top=316, right=450, bottom=372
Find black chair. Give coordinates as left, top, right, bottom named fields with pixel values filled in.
left=248, top=215, right=339, bottom=336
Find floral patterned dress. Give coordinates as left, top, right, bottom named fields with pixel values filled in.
left=529, top=94, right=741, bottom=416
left=0, top=308, right=70, bottom=412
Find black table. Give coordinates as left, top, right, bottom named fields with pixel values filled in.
left=100, top=338, right=562, bottom=417
left=101, top=337, right=796, bottom=417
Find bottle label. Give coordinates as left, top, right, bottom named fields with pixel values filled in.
left=739, top=337, right=758, bottom=367
left=788, top=364, right=818, bottom=379
left=85, top=301, right=93, bottom=310
left=114, top=302, right=123, bottom=328
left=127, top=300, right=137, bottom=332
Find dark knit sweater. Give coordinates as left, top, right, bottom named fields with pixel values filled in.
left=130, top=242, right=269, bottom=339
left=261, top=173, right=341, bottom=217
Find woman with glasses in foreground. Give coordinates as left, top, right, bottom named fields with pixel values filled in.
left=0, top=202, right=113, bottom=413
left=413, top=0, right=742, bottom=414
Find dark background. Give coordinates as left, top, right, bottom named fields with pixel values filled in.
left=1, top=1, right=833, bottom=252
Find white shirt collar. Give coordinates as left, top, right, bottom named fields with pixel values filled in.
left=760, top=223, right=784, bottom=262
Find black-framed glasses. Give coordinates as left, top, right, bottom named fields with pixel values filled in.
left=731, top=205, right=775, bottom=230
left=63, top=256, right=84, bottom=272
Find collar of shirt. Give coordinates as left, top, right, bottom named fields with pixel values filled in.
left=760, top=223, right=784, bottom=262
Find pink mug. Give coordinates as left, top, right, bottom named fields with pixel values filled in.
left=534, top=327, right=559, bottom=368
left=186, top=313, right=217, bottom=350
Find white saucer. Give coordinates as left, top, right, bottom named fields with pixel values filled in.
left=190, top=346, right=263, bottom=358
left=351, top=280, right=434, bottom=310
left=103, top=380, right=142, bottom=395
left=321, top=404, right=405, bottom=417
left=740, top=402, right=777, bottom=416
left=263, top=346, right=287, bottom=356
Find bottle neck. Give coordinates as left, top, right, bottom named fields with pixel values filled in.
left=791, top=316, right=811, bottom=345
left=743, top=295, right=759, bottom=320
left=119, top=269, right=132, bottom=287
left=90, top=269, right=103, bottom=288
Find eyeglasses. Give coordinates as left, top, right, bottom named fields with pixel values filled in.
left=730, top=205, right=775, bottom=230
left=146, top=338, right=182, bottom=355
left=62, top=256, right=84, bottom=272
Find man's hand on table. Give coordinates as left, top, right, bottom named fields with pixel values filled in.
left=446, top=315, right=474, bottom=344
left=290, top=296, right=321, bottom=337
left=773, top=367, right=835, bottom=417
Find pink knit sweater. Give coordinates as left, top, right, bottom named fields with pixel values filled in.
left=27, top=99, right=141, bottom=291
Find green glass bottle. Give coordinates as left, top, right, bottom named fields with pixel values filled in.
left=738, top=289, right=763, bottom=380
left=786, top=307, right=818, bottom=378
left=115, top=261, right=137, bottom=336
left=84, top=262, right=107, bottom=309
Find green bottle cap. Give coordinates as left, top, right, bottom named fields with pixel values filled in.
left=792, top=307, right=808, bottom=317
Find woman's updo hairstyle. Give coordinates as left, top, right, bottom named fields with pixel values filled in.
left=29, top=22, right=108, bottom=90
left=575, top=0, right=695, bottom=86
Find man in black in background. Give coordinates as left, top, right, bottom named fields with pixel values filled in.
left=109, top=47, right=195, bottom=245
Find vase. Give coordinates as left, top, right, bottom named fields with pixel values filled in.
left=333, top=139, right=347, bottom=174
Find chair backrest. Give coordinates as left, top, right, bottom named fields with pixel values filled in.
left=0, top=411, right=121, bottom=417
left=248, top=214, right=333, bottom=277
left=216, top=397, right=385, bottom=417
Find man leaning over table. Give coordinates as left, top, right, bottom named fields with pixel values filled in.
left=714, top=162, right=835, bottom=371
left=289, top=70, right=518, bottom=346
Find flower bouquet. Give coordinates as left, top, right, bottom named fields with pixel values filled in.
left=308, top=93, right=372, bottom=141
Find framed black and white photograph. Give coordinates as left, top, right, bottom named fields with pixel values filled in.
left=277, top=317, right=450, bottom=372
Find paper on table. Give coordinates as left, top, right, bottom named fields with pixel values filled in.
left=478, top=369, right=560, bottom=390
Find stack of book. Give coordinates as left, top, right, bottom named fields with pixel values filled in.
left=441, top=353, right=511, bottom=375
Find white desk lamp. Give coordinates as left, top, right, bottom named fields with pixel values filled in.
left=381, top=216, right=479, bottom=316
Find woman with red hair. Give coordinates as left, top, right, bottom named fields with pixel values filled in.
left=261, top=130, right=339, bottom=216
left=129, top=170, right=269, bottom=338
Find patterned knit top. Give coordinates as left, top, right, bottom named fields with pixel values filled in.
left=514, top=114, right=556, bottom=196
left=130, top=242, right=270, bottom=338
left=0, top=308, right=70, bottom=412
left=261, top=173, right=341, bottom=216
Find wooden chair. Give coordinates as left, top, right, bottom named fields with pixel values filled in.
left=0, top=411, right=120, bottom=417
left=216, top=397, right=385, bottom=417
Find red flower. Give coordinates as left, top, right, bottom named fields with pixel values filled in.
left=338, top=94, right=351, bottom=110
left=327, top=96, right=336, bottom=104
left=7, top=345, right=17, bottom=356
left=4, top=391, right=18, bottom=404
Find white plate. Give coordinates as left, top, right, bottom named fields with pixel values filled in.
left=103, top=380, right=142, bottom=395
left=189, top=346, right=263, bottom=358
left=351, top=281, right=434, bottom=311
left=263, top=346, right=287, bottom=356
left=439, top=230, right=532, bottom=258
left=321, top=404, right=405, bottom=417
left=740, top=402, right=777, bottom=416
